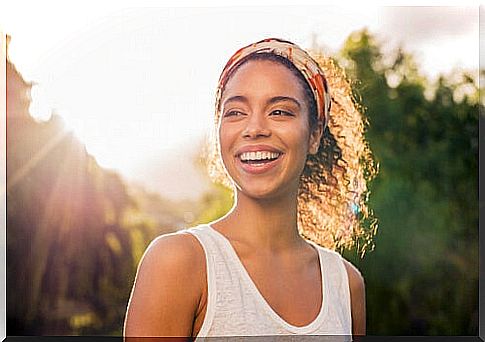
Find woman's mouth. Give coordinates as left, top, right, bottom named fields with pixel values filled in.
left=240, top=151, right=280, bottom=163
left=237, top=151, right=283, bottom=174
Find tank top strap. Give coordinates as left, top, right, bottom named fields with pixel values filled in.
left=306, top=241, right=353, bottom=336
left=180, top=224, right=353, bottom=339
left=179, top=224, right=222, bottom=337
left=182, top=224, right=257, bottom=337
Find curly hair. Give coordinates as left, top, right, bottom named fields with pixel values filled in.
left=205, top=51, right=379, bottom=257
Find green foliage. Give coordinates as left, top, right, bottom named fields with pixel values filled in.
left=6, top=27, right=478, bottom=336
left=338, top=29, right=478, bottom=335
left=194, top=182, right=234, bottom=225
left=191, top=140, right=234, bottom=225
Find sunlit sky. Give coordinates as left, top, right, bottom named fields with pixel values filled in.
left=1, top=2, right=480, bottom=199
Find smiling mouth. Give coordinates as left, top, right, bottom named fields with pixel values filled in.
left=239, top=151, right=282, bottom=164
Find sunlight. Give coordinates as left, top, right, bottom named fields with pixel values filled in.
left=3, top=5, right=479, bottom=198
left=5, top=129, right=70, bottom=193
left=29, top=85, right=52, bottom=122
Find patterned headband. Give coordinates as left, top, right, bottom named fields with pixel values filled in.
left=216, top=38, right=331, bottom=129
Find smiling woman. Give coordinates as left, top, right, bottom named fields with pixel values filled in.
left=123, top=38, right=378, bottom=339
left=218, top=58, right=318, bottom=200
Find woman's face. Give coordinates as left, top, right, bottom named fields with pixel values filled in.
left=218, top=59, right=323, bottom=200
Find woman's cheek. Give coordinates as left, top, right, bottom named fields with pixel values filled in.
left=218, top=128, right=236, bottom=177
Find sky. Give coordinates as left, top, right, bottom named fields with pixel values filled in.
left=0, top=3, right=480, bottom=200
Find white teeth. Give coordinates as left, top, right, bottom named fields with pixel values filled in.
left=240, top=151, right=280, bottom=161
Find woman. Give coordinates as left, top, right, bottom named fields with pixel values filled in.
left=124, top=38, right=378, bottom=339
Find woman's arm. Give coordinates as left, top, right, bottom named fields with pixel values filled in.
left=342, top=259, right=366, bottom=336
left=123, top=233, right=205, bottom=339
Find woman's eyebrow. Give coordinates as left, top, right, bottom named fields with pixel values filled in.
left=267, top=96, right=301, bottom=108
left=222, top=95, right=301, bottom=108
left=222, top=95, right=248, bottom=107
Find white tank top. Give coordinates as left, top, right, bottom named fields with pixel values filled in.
left=181, top=224, right=353, bottom=340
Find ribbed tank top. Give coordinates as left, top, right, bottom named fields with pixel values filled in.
left=180, top=224, right=353, bottom=340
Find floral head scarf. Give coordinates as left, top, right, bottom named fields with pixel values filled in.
left=215, top=38, right=331, bottom=130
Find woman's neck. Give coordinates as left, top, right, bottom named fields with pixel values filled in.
left=212, top=190, right=306, bottom=253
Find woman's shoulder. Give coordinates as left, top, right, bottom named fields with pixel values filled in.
left=141, top=227, right=207, bottom=278
left=308, top=242, right=365, bottom=287
left=306, top=240, right=346, bottom=262
left=335, top=254, right=365, bottom=299
left=125, top=228, right=207, bottom=337
left=339, top=255, right=366, bottom=335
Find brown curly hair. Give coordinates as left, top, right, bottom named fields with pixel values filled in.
left=205, top=51, right=379, bottom=257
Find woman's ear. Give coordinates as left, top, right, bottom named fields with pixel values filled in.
left=309, top=121, right=324, bottom=155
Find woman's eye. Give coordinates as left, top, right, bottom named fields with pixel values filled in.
left=224, top=110, right=245, bottom=117
left=270, top=110, right=294, bottom=116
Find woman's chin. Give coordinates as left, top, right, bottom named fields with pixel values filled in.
left=235, top=183, right=291, bottom=202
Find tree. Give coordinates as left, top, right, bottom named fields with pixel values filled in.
left=337, top=29, right=478, bottom=334
left=6, top=56, right=152, bottom=335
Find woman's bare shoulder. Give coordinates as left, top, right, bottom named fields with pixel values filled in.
left=124, top=230, right=206, bottom=337
left=341, top=257, right=366, bottom=335
left=312, top=244, right=365, bottom=289
left=340, top=258, right=365, bottom=290
left=142, top=231, right=206, bottom=275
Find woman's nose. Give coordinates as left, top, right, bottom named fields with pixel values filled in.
left=242, top=113, right=271, bottom=138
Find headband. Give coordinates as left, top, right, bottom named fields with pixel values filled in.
left=216, top=38, right=331, bottom=129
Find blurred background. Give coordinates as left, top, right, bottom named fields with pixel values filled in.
left=2, top=4, right=480, bottom=336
